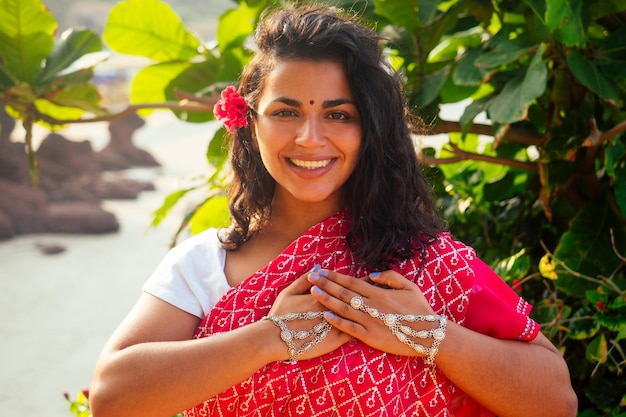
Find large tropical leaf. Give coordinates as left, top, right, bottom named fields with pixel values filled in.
left=545, top=0, right=587, bottom=47
left=0, top=0, right=56, bottom=83
left=103, top=0, right=202, bottom=62
left=488, top=44, right=547, bottom=123
left=43, top=84, right=107, bottom=116
left=130, top=61, right=192, bottom=113
left=36, top=29, right=107, bottom=85
left=567, top=49, right=622, bottom=105
left=216, top=2, right=263, bottom=53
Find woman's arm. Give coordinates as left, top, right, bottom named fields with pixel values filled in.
left=308, top=269, right=577, bottom=417
left=90, top=274, right=350, bottom=417
left=89, top=293, right=282, bottom=417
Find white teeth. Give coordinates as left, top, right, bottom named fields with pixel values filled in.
left=290, top=159, right=331, bottom=169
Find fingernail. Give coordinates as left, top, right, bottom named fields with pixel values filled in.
left=325, top=311, right=335, bottom=319
left=311, top=264, right=321, bottom=272
left=312, top=286, right=323, bottom=294
left=319, top=269, right=328, bottom=277
left=370, top=272, right=381, bottom=277
left=309, top=272, right=319, bottom=281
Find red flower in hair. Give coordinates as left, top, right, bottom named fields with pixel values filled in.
left=213, top=86, right=248, bottom=132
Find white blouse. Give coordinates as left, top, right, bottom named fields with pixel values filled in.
left=142, top=228, right=231, bottom=319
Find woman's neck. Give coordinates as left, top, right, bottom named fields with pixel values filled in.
left=263, top=194, right=345, bottom=245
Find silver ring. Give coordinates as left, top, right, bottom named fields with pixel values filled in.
left=349, top=295, right=364, bottom=310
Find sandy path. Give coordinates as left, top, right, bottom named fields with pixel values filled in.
left=0, top=113, right=218, bottom=417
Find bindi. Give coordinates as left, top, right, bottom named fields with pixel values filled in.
left=309, top=100, right=315, bottom=105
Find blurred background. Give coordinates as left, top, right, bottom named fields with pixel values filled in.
left=0, top=1, right=230, bottom=416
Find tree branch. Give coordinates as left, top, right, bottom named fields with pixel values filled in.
left=28, top=91, right=217, bottom=126
left=584, top=117, right=626, bottom=147
left=418, top=143, right=538, bottom=170
left=427, top=120, right=545, bottom=147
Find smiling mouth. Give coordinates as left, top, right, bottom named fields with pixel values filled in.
left=289, top=158, right=333, bottom=169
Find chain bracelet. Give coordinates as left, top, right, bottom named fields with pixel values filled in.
left=350, top=296, right=447, bottom=365
left=262, top=311, right=332, bottom=364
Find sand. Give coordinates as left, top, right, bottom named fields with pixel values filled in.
left=0, top=112, right=219, bottom=417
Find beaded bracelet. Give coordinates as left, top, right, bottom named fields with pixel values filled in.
left=349, top=296, right=447, bottom=365
left=262, top=311, right=332, bottom=364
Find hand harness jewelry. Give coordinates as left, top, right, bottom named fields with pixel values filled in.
left=262, top=311, right=332, bottom=364
left=349, top=296, right=447, bottom=365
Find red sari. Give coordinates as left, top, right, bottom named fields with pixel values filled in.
left=186, top=211, right=539, bottom=416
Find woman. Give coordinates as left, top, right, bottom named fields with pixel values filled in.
left=90, top=5, right=577, bottom=417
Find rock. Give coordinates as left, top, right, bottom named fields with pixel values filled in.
left=35, top=242, right=67, bottom=255
left=0, top=178, right=49, bottom=234
left=91, top=176, right=153, bottom=200
left=46, top=201, right=119, bottom=234
left=97, top=113, right=160, bottom=169
left=0, top=209, right=15, bottom=240
left=0, top=140, right=31, bottom=185
left=0, top=110, right=161, bottom=240
left=37, top=133, right=101, bottom=182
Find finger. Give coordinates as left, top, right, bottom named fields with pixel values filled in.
left=322, top=310, right=365, bottom=339
left=310, top=284, right=359, bottom=319
left=369, top=270, right=411, bottom=290
left=283, top=271, right=315, bottom=295
left=310, top=269, right=372, bottom=301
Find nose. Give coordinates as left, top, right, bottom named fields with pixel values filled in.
left=295, top=116, right=326, bottom=147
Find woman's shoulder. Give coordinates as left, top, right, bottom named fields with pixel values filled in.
left=425, top=232, right=476, bottom=259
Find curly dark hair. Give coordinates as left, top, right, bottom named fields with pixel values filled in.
left=219, top=5, right=444, bottom=270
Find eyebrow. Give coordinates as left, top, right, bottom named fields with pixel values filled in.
left=272, top=97, right=355, bottom=108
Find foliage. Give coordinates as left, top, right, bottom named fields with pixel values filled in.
left=2, top=0, right=626, bottom=415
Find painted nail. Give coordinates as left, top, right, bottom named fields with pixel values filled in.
left=325, top=311, right=335, bottom=319
left=319, top=269, right=328, bottom=277
left=309, top=272, right=320, bottom=281
left=370, top=272, right=381, bottom=277
left=312, top=286, right=323, bottom=294
left=311, top=264, right=321, bottom=273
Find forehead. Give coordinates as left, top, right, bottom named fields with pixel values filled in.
left=258, top=59, right=353, bottom=102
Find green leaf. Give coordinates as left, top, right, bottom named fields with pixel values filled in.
left=414, top=65, right=450, bottom=106
left=151, top=188, right=194, bottom=228
left=595, top=315, right=626, bottom=333
left=474, top=40, right=534, bottom=69
left=165, top=57, right=221, bottom=123
left=613, top=169, right=626, bottom=218
left=488, top=44, right=547, bottom=123
left=554, top=195, right=626, bottom=296
left=130, top=61, right=191, bottom=108
left=453, top=47, right=485, bottom=86
left=103, top=0, right=202, bottom=62
left=0, top=61, right=17, bottom=90
left=459, top=96, right=492, bottom=131
left=44, top=84, right=107, bottom=116
left=567, top=49, right=622, bottom=105
left=217, top=3, right=261, bottom=53
left=567, top=311, right=601, bottom=340
left=374, top=0, right=417, bottom=33
left=585, top=334, right=608, bottom=364
left=37, top=28, right=106, bottom=85
left=417, top=0, right=442, bottom=25
left=545, top=0, right=586, bottom=47
left=33, top=97, right=85, bottom=128
left=492, top=249, right=530, bottom=281
left=189, top=195, right=230, bottom=235
left=0, top=0, right=56, bottom=83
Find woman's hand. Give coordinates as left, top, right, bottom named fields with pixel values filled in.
left=266, top=268, right=352, bottom=361
left=308, top=269, right=439, bottom=357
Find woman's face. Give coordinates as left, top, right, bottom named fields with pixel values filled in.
left=252, top=59, right=362, bottom=211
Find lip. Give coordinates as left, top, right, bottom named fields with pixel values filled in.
left=287, top=157, right=337, bottom=177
